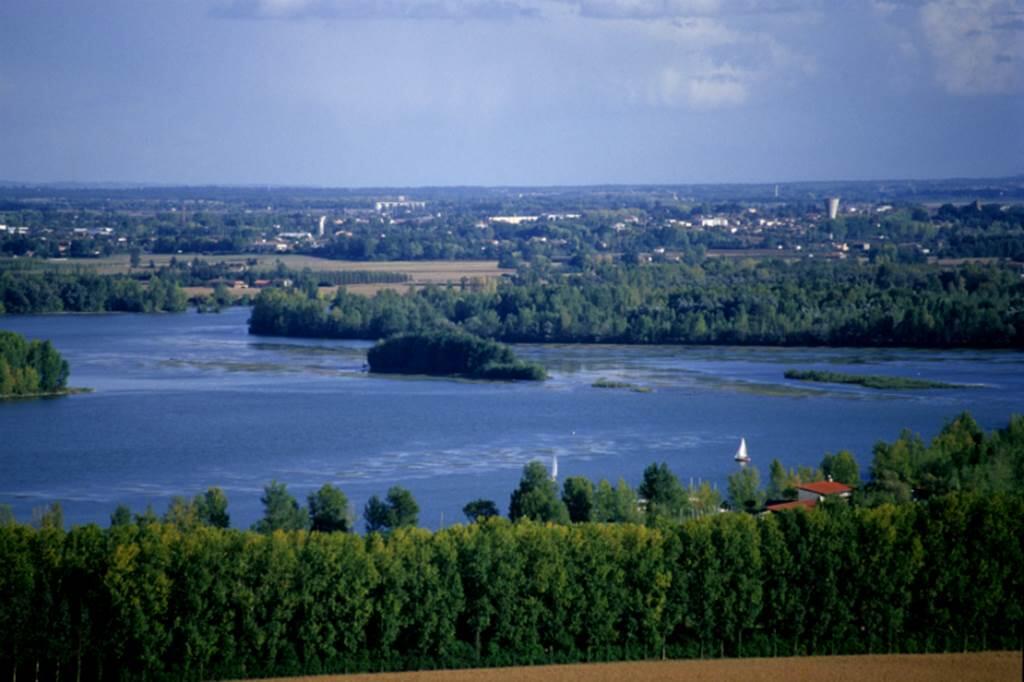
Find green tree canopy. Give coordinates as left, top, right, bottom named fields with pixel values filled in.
left=508, top=461, right=569, bottom=523
left=194, top=487, right=230, bottom=528
left=253, top=481, right=308, bottom=533
left=727, top=466, right=765, bottom=512
left=821, top=450, right=860, bottom=486
left=638, top=462, right=688, bottom=522
left=462, top=498, right=500, bottom=522
left=308, top=483, right=352, bottom=533
left=364, top=486, right=419, bottom=533
left=561, top=476, right=594, bottom=523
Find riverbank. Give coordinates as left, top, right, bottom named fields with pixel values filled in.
left=0, top=387, right=92, bottom=400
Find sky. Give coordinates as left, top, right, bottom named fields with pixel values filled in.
left=1, top=0, right=1022, bottom=187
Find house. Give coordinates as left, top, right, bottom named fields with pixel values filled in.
left=764, top=480, right=852, bottom=513
left=764, top=499, right=817, bottom=513
left=796, top=480, right=852, bottom=503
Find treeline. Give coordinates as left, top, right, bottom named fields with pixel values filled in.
left=1, top=494, right=1020, bottom=680
left=2, top=415, right=1023, bottom=679
left=0, top=271, right=186, bottom=314
left=0, top=331, right=68, bottom=396
left=249, top=259, right=1024, bottom=348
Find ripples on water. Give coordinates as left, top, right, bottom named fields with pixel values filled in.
left=1, top=307, right=1022, bottom=529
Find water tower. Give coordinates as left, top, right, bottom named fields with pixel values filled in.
left=826, top=197, right=840, bottom=220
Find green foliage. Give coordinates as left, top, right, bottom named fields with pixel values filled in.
left=638, top=463, right=688, bottom=523
left=249, top=260, right=1024, bottom=349
left=364, top=486, right=420, bottom=534
left=0, top=271, right=187, bottom=314
left=509, top=461, right=569, bottom=524
left=0, top=489, right=1022, bottom=678
left=253, top=481, right=308, bottom=533
left=462, top=499, right=500, bottom=523
left=194, top=487, right=230, bottom=529
left=561, top=476, right=595, bottom=523
left=785, top=369, right=957, bottom=390
left=593, top=478, right=643, bottom=523
left=0, top=330, right=69, bottom=396
left=821, top=451, right=860, bottom=486
left=727, top=466, right=765, bottom=512
left=864, top=412, right=1024, bottom=503
left=367, top=329, right=546, bottom=381
left=308, top=484, right=352, bottom=533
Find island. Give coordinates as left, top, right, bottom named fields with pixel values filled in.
left=367, top=329, right=546, bottom=381
left=784, top=368, right=958, bottom=390
left=0, top=330, right=75, bottom=398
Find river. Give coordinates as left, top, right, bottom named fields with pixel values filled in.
left=1, top=307, right=1022, bottom=529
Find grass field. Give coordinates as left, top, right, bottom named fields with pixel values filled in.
left=242, top=652, right=1021, bottom=682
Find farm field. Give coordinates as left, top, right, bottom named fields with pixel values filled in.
left=33, top=253, right=510, bottom=279
left=27, top=254, right=511, bottom=297
left=243, top=652, right=1022, bottom=682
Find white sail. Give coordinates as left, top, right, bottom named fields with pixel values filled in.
left=734, top=437, right=750, bottom=462
left=551, top=452, right=559, bottom=481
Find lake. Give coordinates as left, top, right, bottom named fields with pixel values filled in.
left=1, top=307, right=1022, bottom=529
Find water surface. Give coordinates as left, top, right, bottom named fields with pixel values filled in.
left=1, top=308, right=1021, bottom=529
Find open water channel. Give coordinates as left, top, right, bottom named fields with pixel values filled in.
left=1, top=307, right=1022, bottom=529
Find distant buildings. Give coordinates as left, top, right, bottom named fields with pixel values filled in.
left=375, top=196, right=426, bottom=212
left=490, top=215, right=539, bottom=225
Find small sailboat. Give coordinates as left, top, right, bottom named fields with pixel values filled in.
left=551, top=452, right=559, bottom=482
left=734, top=437, right=751, bottom=463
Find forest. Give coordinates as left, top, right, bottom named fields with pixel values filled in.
left=1, top=415, right=1022, bottom=681
left=248, top=259, right=1024, bottom=348
left=0, top=330, right=69, bottom=396
left=0, top=271, right=186, bottom=314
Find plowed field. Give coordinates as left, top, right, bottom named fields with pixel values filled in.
left=245, top=651, right=1021, bottom=682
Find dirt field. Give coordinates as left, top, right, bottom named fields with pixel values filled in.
left=244, top=652, right=1021, bottom=682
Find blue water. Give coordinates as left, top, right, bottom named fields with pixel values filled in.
left=1, top=308, right=1022, bottom=530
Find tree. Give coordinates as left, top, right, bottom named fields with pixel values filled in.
left=462, top=499, right=500, bottom=522
left=364, top=486, right=419, bottom=533
left=821, top=451, right=860, bottom=486
left=308, top=483, right=351, bottom=533
left=593, top=478, right=643, bottom=523
left=508, top=461, right=569, bottom=523
left=561, top=476, right=594, bottom=523
left=638, top=462, right=687, bottom=522
left=727, top=466, right=764, bottom=512
left=194, top=487, right=230, bottom=528
left=110, top=504, right=132, bottom=527
left=767, top=458, right=793, bottom=501
left=253, top=481, right=307, bottom=533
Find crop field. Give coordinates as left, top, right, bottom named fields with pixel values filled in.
left=29, top=254, right=509, bottom=280
left=244, top=652, right=1021, bottom=682
left=24, top=254, right=511, bottom=297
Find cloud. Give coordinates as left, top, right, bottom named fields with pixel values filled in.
left=565, top=0, right=815, bottom=20
left=916, top=0, right=1024, bottom=95
left=652, top=67, right=747, bottom=107
left=214, top=0, right=540, bottom=21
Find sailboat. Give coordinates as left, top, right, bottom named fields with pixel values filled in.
left=734, top=437, right=751, bottom=463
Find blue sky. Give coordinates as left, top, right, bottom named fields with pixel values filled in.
left=1, top=0, right=1021, bottom=186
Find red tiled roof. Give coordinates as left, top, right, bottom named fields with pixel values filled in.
left=765, top=499, right=817, bottom=512
left=796, top=481, right=852, bottom=496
